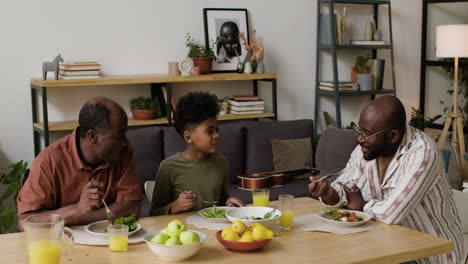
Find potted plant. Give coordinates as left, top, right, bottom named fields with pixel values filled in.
left=354, top=55, right=373, bottom=91
left=129, top=96, right=158, bottom=120
left=217, top=95, right=230, bottom=115
left=0, top=161, right=29, bottom=233
left=185, top=33, right=216, bottom=74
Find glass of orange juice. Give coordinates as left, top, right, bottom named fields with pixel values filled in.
left=108, top=224, right=129, bottom=252
left=279, top=194, right=294, bottom=230
left=22, top=214, right=73, bottom=264
left=252, top=189, right=269, bottom=207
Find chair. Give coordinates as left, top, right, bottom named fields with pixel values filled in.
left=451, top=189, right=468, bottom=263
left=144, top=181, right=155, bottom=203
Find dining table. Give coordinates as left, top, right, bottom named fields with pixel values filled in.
left=0, top=197, right=453, bottom=264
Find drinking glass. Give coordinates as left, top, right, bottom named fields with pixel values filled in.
left=279, top=194, right=294, bottom=230
left=252, top=189, right=269, bottom=207
left=108, top=224, right=129, bottom=252
left=22, top=214, right=73, bottom=264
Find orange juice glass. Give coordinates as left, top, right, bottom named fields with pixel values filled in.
left=108, top=224, right=129, bottom=252
left=252, top=189, right=269, bottom=207
left=279, top=194, right=294, bottom=230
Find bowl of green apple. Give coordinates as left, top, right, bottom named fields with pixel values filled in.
left=143, top=220, right=208, bottom=261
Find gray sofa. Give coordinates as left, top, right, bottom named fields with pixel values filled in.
left=127, top=120, right=357, bottom=217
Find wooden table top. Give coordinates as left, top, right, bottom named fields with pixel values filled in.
left=0, top=197, right=453, bottom=264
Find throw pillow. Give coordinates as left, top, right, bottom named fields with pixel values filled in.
left=271, top=138, right=313, bottom=179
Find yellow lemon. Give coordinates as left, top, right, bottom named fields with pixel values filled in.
left=239, top=230, right=254, bottom=242
left=231, top=220, right=247, bottom=235
left=252, top=225, right=274, bottom=240
left=249, top=223, right=265, bottom=231
left=221, top=227, right=240, bottom=241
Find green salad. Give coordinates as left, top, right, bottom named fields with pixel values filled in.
left=111, top=213, right=138, bottom=231
left=200, top=206, right=227, bottom=218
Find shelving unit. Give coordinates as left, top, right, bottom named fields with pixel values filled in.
left=314, top=0, right=396, bottom=140
left=31, top=73, right=277, bottom=156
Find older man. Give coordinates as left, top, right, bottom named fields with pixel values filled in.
left=18, top=97, right=143, bottom=226
left=310, top=96, right=465, bottom=264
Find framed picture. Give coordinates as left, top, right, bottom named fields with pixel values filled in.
left=203, top=8, right=250, bottom=72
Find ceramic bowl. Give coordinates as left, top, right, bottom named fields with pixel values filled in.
left=198, top=206, right=231, bottom=223
left=215, top=230, right=271, bottom=252
left=225, top=206, right=281, bottom=228
left=85, top=220, right=141, bottom=237
left=319, top=209, right=371, bottom=228
left=143, top=230, right=207, bottom=261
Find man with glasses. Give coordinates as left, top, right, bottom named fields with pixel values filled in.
left=309, top=96, right=464, bottom=264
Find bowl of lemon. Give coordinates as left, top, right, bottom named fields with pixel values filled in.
left=215, top=220, right=274, bottom=252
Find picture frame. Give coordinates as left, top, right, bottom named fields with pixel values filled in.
left=203, top=8, right=250, bottom=72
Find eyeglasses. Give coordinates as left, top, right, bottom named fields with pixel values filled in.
left=353, top=126, right=390, bottom=143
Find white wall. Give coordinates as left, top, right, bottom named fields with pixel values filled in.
left=0, top=0, right=446, bottom=168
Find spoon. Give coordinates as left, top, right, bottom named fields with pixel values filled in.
left=263, top=208, right=277, bottom=219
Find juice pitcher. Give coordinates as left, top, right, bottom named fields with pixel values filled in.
left=22, top=214, right=73, bottom=264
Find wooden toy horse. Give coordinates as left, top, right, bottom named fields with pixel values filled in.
left=42, top=54, right=64, bottom=80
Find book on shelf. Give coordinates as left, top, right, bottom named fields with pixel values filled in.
left=228, top=99, right=264, bottom=107
left=369, top=59, right=385, bottom=90
left=229, top=109, right=264, bottom=115
left=59, top=70, right=100, bottom=76
left=229, top=105, right=265, bottom=111
left=232, top=95, right=260, bottom=101
left=350, top=40, right=386, bottom=45
left=59, top=61, right=101, bottom=71
left=319, top=81, right=355, bottom=87
left=60, top=75, right=100, bottom=80
left=319, top=85, right=353, bottom=91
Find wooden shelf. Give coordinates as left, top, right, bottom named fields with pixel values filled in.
left=320, top=0, right=389, bottom=4
left=33, top=112, right=275, bottom=132
left=319, top=44, right=392, bottom=50
left=31, top=73, right=277, bottom=88
left=317, top=89, right=395, bottom=96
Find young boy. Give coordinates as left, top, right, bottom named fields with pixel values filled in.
left=150, top=92, right=244, bottom=216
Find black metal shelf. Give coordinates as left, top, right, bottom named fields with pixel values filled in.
left=320, top=44, right=392, bottom=50
left=320, top=0, right=390, bottom=4
left=317, top=89, right=395, bottom=96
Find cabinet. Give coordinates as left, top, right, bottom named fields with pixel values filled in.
left=31, top=73, right=277, bottom=156
left=314, top=0, right=396, bottom=140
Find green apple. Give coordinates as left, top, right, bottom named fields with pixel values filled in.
left=150, top=233, right=169, bottom=245
left=160, top=228, right=168, bottom=235
left=166, top=220, right=186, bottom=238
left=165, top=237, right=181, bottom=245
left=179, top=231, right=200, bottom=245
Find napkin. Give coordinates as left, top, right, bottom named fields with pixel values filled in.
left=71, top=225, right=153, bottom=246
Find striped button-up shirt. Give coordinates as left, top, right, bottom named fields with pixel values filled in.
left=323, top=125, right=465, bottom=264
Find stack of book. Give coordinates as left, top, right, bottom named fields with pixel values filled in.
left=59, top=62, right=101, bottom=79
left=228, top=95, right=264, bottom=115
left=318, top=81, right=355, bottom=91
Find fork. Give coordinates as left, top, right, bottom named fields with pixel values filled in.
left=102, top=199, right=116, bottom=221
left=175, top=189, right=218, bottom=205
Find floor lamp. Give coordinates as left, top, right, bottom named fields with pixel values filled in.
left=436, top=24, right=468, bottom=183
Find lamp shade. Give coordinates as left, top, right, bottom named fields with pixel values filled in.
left=436, top=24, right=468, bottom=58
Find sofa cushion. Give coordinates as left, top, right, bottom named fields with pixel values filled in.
left=272, top=137, right=313, bottom=171
left=315, top=126, right=357, bottom=177
left=162, top=127, right=186, bottom=158
left=218, top=123, right=245, bottom=184
left=245, top=120, right=314, bottom=174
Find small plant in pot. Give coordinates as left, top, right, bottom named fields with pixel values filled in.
left=217, top=95, right=230, bottom=115
left=354, top=55, right=373, bottom=91
left=185, top=33, right=216, bottom=74
left=129, top=96, right=158, bottom=120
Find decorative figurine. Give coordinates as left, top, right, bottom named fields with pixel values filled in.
left=42, top=54, right=64, bottom=80
left=239, top=30, right=264, bottom=73
left=365, top=13, right=374, bottom=41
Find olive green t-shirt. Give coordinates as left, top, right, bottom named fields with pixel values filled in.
left=150, top=152, right=230, bottom=216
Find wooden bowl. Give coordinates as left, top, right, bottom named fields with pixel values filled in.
left=215, top=230, right=271, bottom=252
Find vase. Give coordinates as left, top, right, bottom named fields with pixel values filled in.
left=191, top=57, right=213, bottom=74
left=255, top=63, right=265, bottom=73
left=365, top=20, right=373, bottom=41
left=356, top=73, right=373, bottom=91
left=219, top=102, right=229, bottom=115
left=244, top=62, right=253, bottom=74
left=373, top=30, right=382, bottom=41
left=131, top=109, right=157, bottom=120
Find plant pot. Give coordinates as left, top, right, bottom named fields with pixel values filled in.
left=131, top=109, right=157, bottom=120
left=357, top=73, right=373, bottom=91
left=351, top=67, right=369, bottom=83
left=191, top=57, right=213, bottom=74
left=219, top=101, right=228, bottom=115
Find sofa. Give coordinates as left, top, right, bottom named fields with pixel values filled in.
left=127, top=120, right=358, bottom=217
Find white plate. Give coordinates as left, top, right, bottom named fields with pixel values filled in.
left=225, top=206, right=281, bottom=228
left=85, top=220, right=142, bottom=237
left=319, top=209, right=371, bottom=228
left=198, top=206, right=231, bottom=223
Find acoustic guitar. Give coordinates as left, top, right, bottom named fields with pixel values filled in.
left=237, top=168, right=319, bottom=190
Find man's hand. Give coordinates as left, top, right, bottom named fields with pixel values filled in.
left=338, top=183, right=365, bottom=211
left=226, top=197, right=245, bottom=207
left=170, top=191, right=197, bottom=214
left=309, top=176, right=339, bottom=205
left=77, top=180, right=104, bottom=214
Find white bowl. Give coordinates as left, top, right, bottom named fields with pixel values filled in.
left=198, top=206, right=231, bottom=223
left=319, top=209, right=371, bottom=228
left=85, top=220, right=141, bottom=237
left=143, top=230, right=207, bottom=262
left=225, top=206, right=281, bottom=228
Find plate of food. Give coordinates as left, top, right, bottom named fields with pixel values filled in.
left=319, top=209, right=371, bottom=228
left=198, top=206, right=230, bottom=223
left=85, top=213, right=141, bottom=237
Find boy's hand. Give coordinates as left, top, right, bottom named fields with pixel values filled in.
left=226, top=197, right=245, bottom=207
left=170, top=191, right=197, bottom=214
